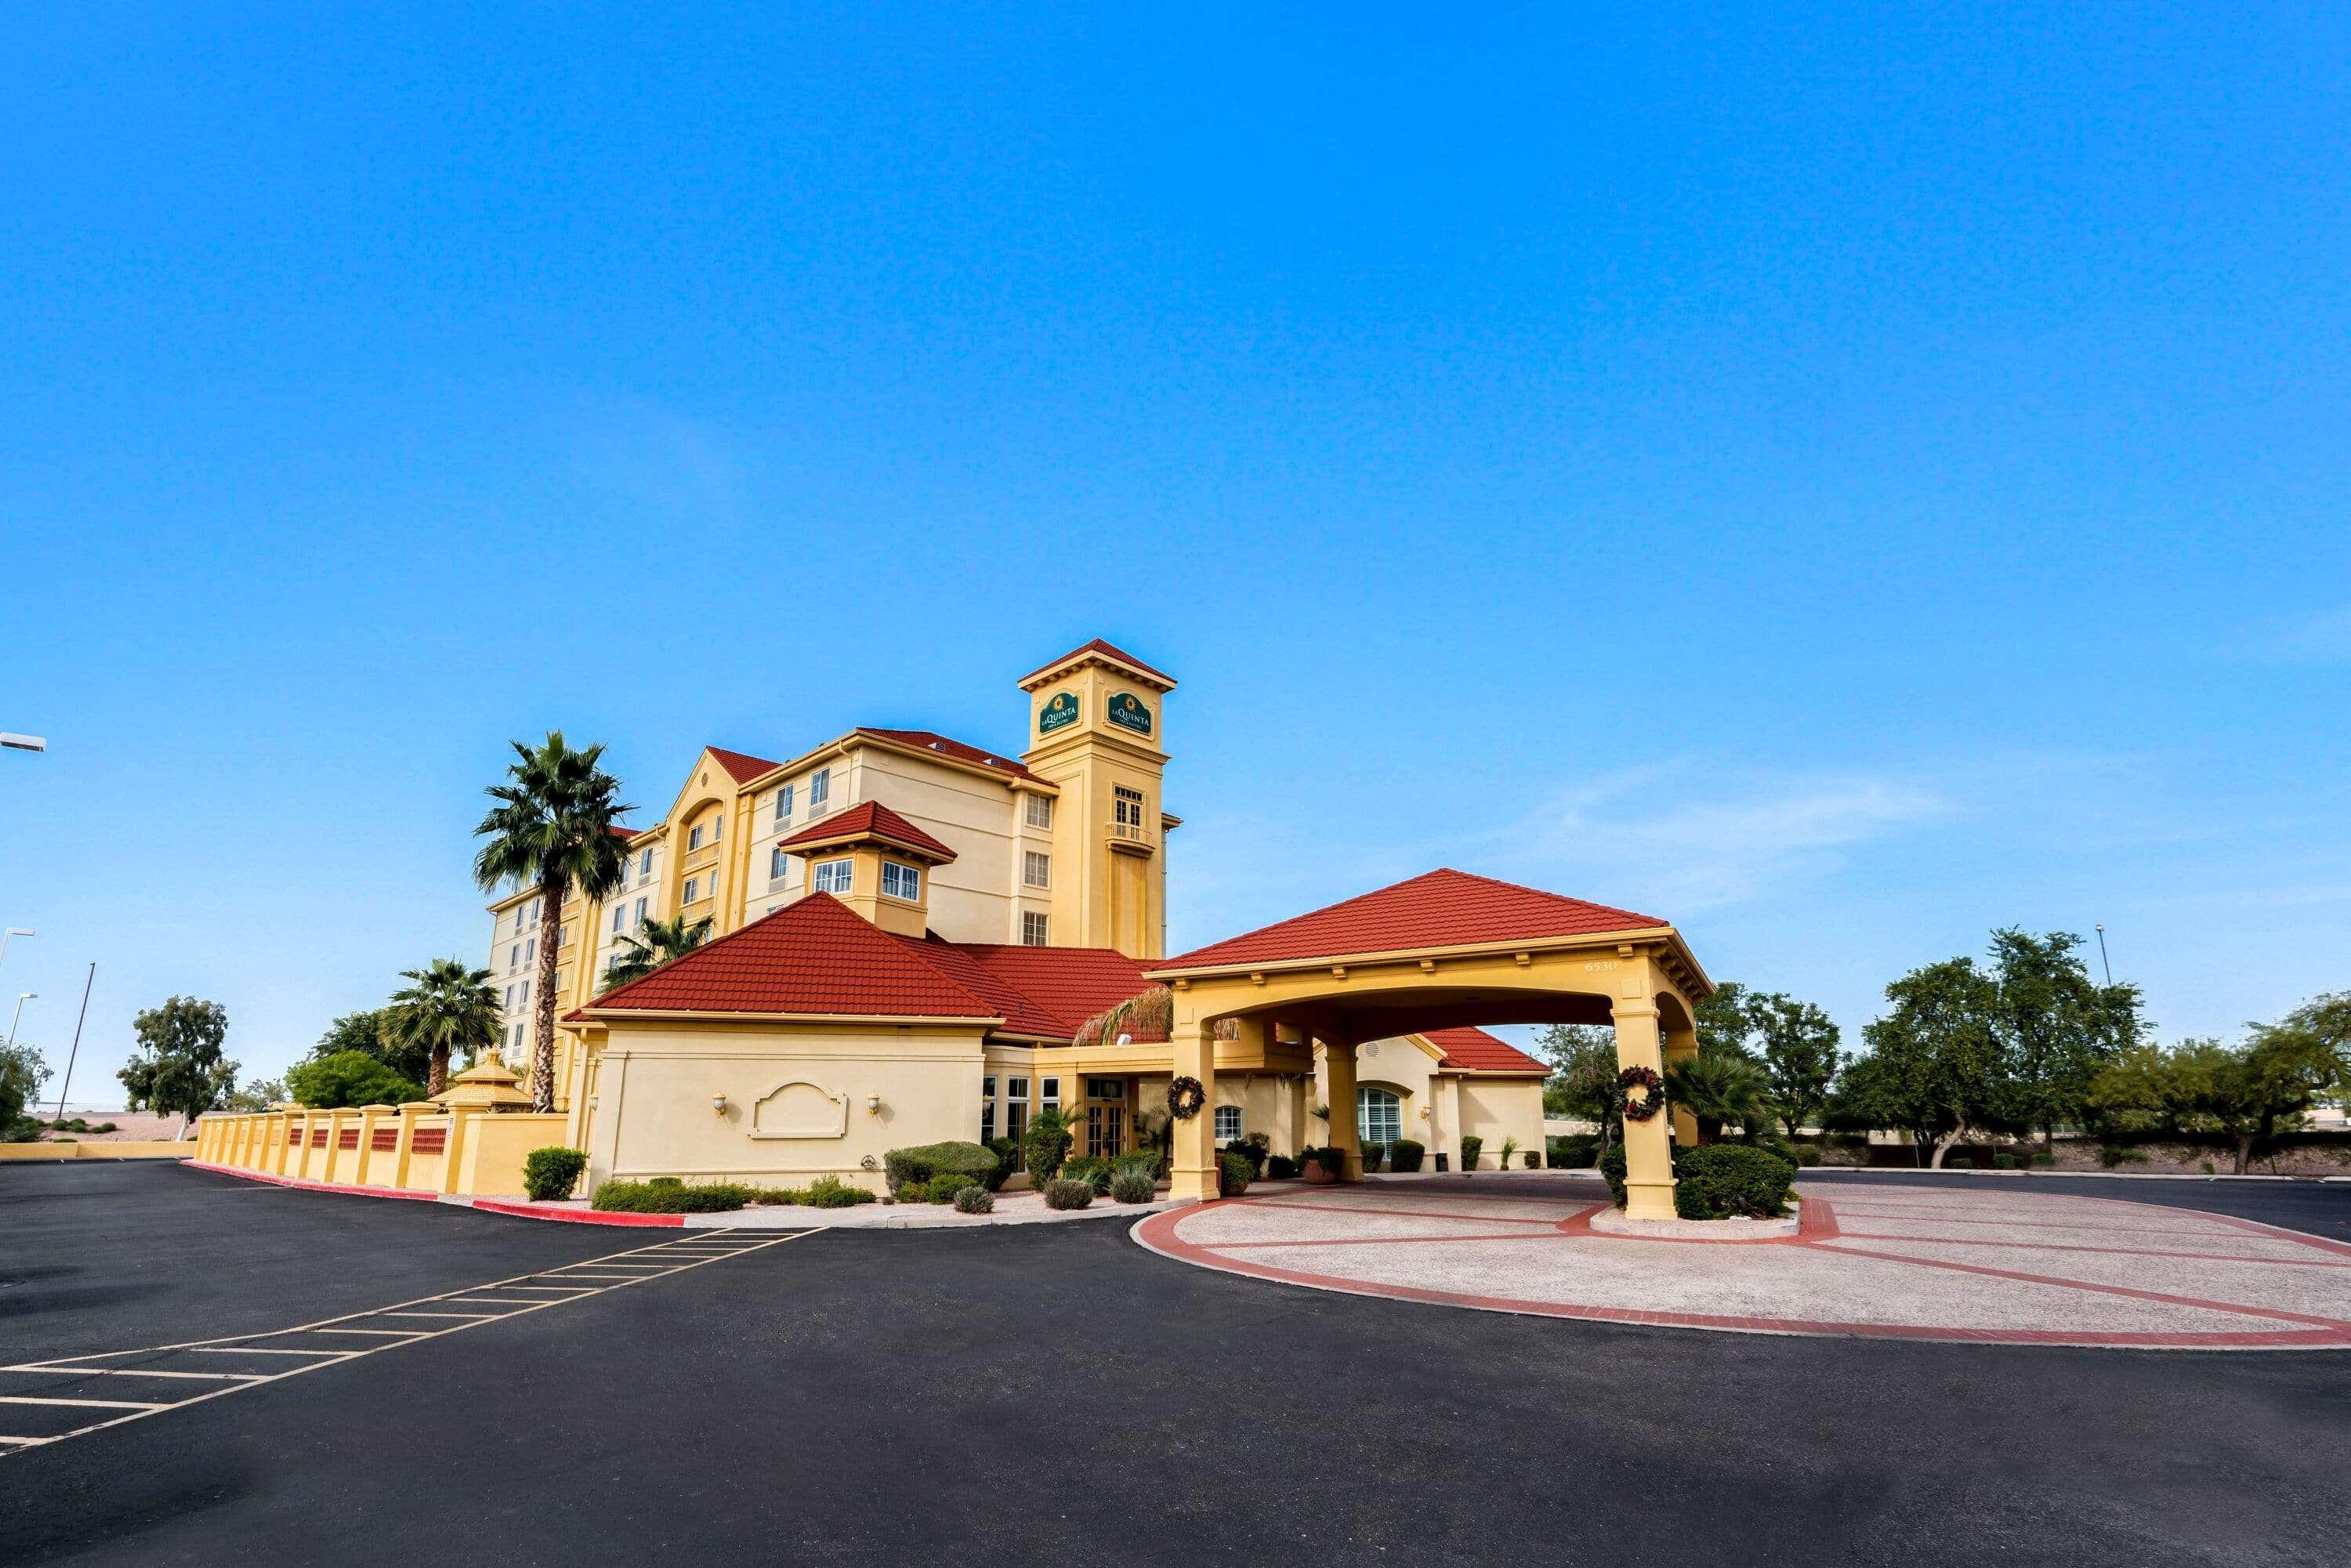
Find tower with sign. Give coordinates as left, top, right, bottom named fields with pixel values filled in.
left=1017, top=639, right=1176, bottom=960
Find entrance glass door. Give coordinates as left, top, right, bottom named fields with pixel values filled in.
left=1085, top=1077, right=1126, bottom=1157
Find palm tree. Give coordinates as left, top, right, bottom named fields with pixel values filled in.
left=601, top=914, right=713, bottom=992
left=1663, top=1052, right=1771, bottom=1146
left=383, top=958, right=502, bottom=1096
left=473, top=733, right=632, bottom=1112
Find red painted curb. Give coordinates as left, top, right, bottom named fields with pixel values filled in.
left=470, top=1200, right=683, bottom=1227
left=185, top=1161, right=439, bottom=1200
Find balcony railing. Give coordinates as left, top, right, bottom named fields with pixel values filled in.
left=1108, top=820, right=1154, bottom=849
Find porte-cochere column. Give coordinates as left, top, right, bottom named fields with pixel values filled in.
left=1610, top=956, right=1679, bottom=1222
left=1168, top=1017, right=1219, bottom=1202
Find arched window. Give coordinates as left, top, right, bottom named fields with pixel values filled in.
left=1358, top=1087, right=1402, bottom=1146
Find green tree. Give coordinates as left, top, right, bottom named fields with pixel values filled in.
left=310, top=1008, right=431, bottom=1086
left=285, top=1051, right=426, bottom=1110
left=1743, top=991, right=1842, bottom=1137
left=1535, top=1023, right=1620, bottom=1148
left=2089, top=1026, right=2345, bottom=1175
left=1661, top=1051, right=1770, bottom=1145
left=118, top=996, right=239, bottom=1139
left=1986, top=929, right=2143, bottom=1144
left=222, top=1077, right=288, bottom=1114
left=601, top=915, right=714, bottom=992
left=2, top=1039, right=53, bottom=1140
left=1693, top=980, right=1756, bottom=1059
left=383, top=958, right=502, bottom=1095
left=473, top=732, right=632, bottom=1112
left=1831, top=958, right=2004, bottom=1168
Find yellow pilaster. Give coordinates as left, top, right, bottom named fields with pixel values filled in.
left=1322, top=1032, right=1360, bottom=1180
left=1612, top=961, right=1678, bottom=1221
left=1168, top=1019, right=1218, bottom=1201
left=393, top=1102, right=430, bottom=1189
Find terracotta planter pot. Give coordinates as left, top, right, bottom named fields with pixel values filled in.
left=1302, top=1158, right=1338, bottom=1185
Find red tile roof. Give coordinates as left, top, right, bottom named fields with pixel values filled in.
left=956, top=945, right=1156, bottom=1037
left=1156, top=868, right=1667, bottom=971
left=1422, top=1026, right=1545, bottom=1075
left=586, top=894, right=1002, bottom=1020
left=607, top=824, right=640, bottom=840
left=578, top=893, right=1155, bottom=1041
left=854, top=728, right=1042, bottom=784
left=707, top=746, right=781, bottom=784
left=776, top=800, right=957, bottom=863
left=1019, top=638, right=1175, bottom=688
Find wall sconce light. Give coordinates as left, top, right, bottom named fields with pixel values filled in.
left=865, top=1094, right=882, bottom=1115
left=587, top=1096, right=599, bottom=1110
left=712, top=1095, right=729, bottom=1117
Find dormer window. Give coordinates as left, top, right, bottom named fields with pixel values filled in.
left=882, top=861, right=922, bottom=901
left=813, top=859, right=853, bottom=895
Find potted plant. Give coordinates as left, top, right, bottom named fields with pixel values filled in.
left=1302, top=1145, right=1341, bottom=1184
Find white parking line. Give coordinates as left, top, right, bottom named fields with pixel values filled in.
left=1, top=1228, right=811, bottom=1456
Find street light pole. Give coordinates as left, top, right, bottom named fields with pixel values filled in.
left=0, top=929, right=31, bottom=969
left=5, top=993, right=31, bottom=1048
left=52, top=963, right=94, bottom=1126
left=2094, top=923, right=2114, bottom=987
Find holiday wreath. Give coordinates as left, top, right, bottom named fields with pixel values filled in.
left=1166, top=1075, right=1207, bottom=1120
left=1615, top=1064, right=1666, bottom=1122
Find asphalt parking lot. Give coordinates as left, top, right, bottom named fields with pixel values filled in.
left=5, top=1161, right=2349, bottom=1567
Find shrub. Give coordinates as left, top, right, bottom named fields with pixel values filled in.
left=804, top=1175, right=872, bottom=1208
left=1266, top=1154, right=1299, bottom=1179
left=1793, top=1146, right=1821, bottom=1168
left=2030, top=1151, right=2056, bottom=1167
left=1388, top=1138, right=1425, bottom=1173
left=1498, top=1136, right=1520, bottom=1171
left=1360, top=1142, right=1386, bottom=1174
left=1111, top=1150, right=1162, bottom=1183
left=1041, top=1177, right=1093, bottom=1210
left=1218, top=1151, right=1253, bottom=1197
left=2100, top=1144, right=2149, bottom=1168
left=897, top=1181, right=927, bottom=1204
left=984, top=1137, right=1021, bottom=1190
left=1062, top=1155, right=1114, bottom=1195
left=1306, top=1145, right=1349, bottom=1177
left=1222, top=1132, right=1271, bottom=1178
left=592, top=1179, right=752, bottom=1214
left=1672, top=1145, right=1795, bottom=1220
left=1023, top=1108, right=1074, bottom=1183
left=926, top=1171, right=977, bottom=1204
left=1110, top=1170, right=1155, bottom=1204
left=1599, top=1143, right=1628, bottom=1207
left=522, top=1146, right=588, bottom=1202
left=1945, top=1157, right=1972, bottom=1169
left=1521, top=1150, right=1539, bottom=1170
left=1548, top=1134, right=1599, bottom=1169
left=1756, top=1143, right=1802, bottom=1172
left=1459, top=1135, right=1484, bottom=1173
left=1992, top=1152, right=2016, bottom=1170
left=953, top=1182, right=995, bottom=1215
left=884, top=1140, right=1001, bottom=1191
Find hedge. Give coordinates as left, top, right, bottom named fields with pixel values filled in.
left=1548, top=1134, right=1600, bottom=1169
left=926, top=1171, right=978, bottom=1203
left=592, top=1175, right=878, bottom=1211
left=984, top=1137, right=1022, bottom=1190
left=1672, top=1145, right=1795, bottom=1219
left=523, top=1146, right=588, bottom=1202
left=1218, top=1151, right=1253, bottom=1197
left=1023, top=1110, right=1074, bottom=1183
left=1458, top=1135, right=1484, bottom=1172
left=1359, top=1141, right=1386, bottom=1173
left=1387, top=1138, right=1425, bottom=1173
left=884, top=1141, right=1001, bottom=1191
left=1222, top=1133, right=1270, bottom=1177
left=1061, top=1155, right=1114, bottom=1195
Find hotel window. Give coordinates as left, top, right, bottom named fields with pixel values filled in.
left=509, top=1023, right=522, bottom=1049
left=882, top=860, right=921, bottom=901
left=1024, top=795, right=1053, bottom=831
left=1020, top=911, right=1049, bottom=947
left=519, top=980, right=530, bottom=1007
left=504, top=984, right=514, bottom=1009
left=683, top=876, right=701, bottom=904
left=809, top=768, right=831, bottom=813
left=980, top=1076, right=997, bottom=1143
left=774, top=784, right=794, bottom=824
left=1005, top=1077, right=1031, bottom=1149
left=639, top=847, right=654, bottom=882
left=770, top=846, right=792, bottom=881
left=1023, top=851, right=1050, bottom=889
left=611, top=906, right=625, bottom=933
left=508, top=944, right=519, bottom=970
left=688, top=823, right=703, bottom=850
left=634, top=896, right=647, bottom=927
left=524, top=938, right=535, bottom=965
left=1040, top=1077, right=1060, bottom=1112
left=1114, top=786, right=1145, bottom=829
left=1358, top=1087, right=1403, bottom=1147
left=813, top=859, right=853, bottom=895
left=711, top=815, right=722, bottom=840
left=1214, top=1104, right=1242, bottom=1143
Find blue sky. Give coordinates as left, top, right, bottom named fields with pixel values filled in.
left=3, top=4, right=2346, bottom=1093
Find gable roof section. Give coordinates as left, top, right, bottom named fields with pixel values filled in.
left=777, top=800, right=957, bottom=863
left=706, top=746, right=781, bottom=784
left=585, top=893, right=1002, bottom=1021
left=956, top=945, right=1157, bottom=1038
left=1422, top=1026, right=1545, bottom=1074
left=855, top=728, right=1043, bottom=784
left=1019, top=638, right=1175, bottom=690
left=1156, top=868, right=1667, bottom=972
